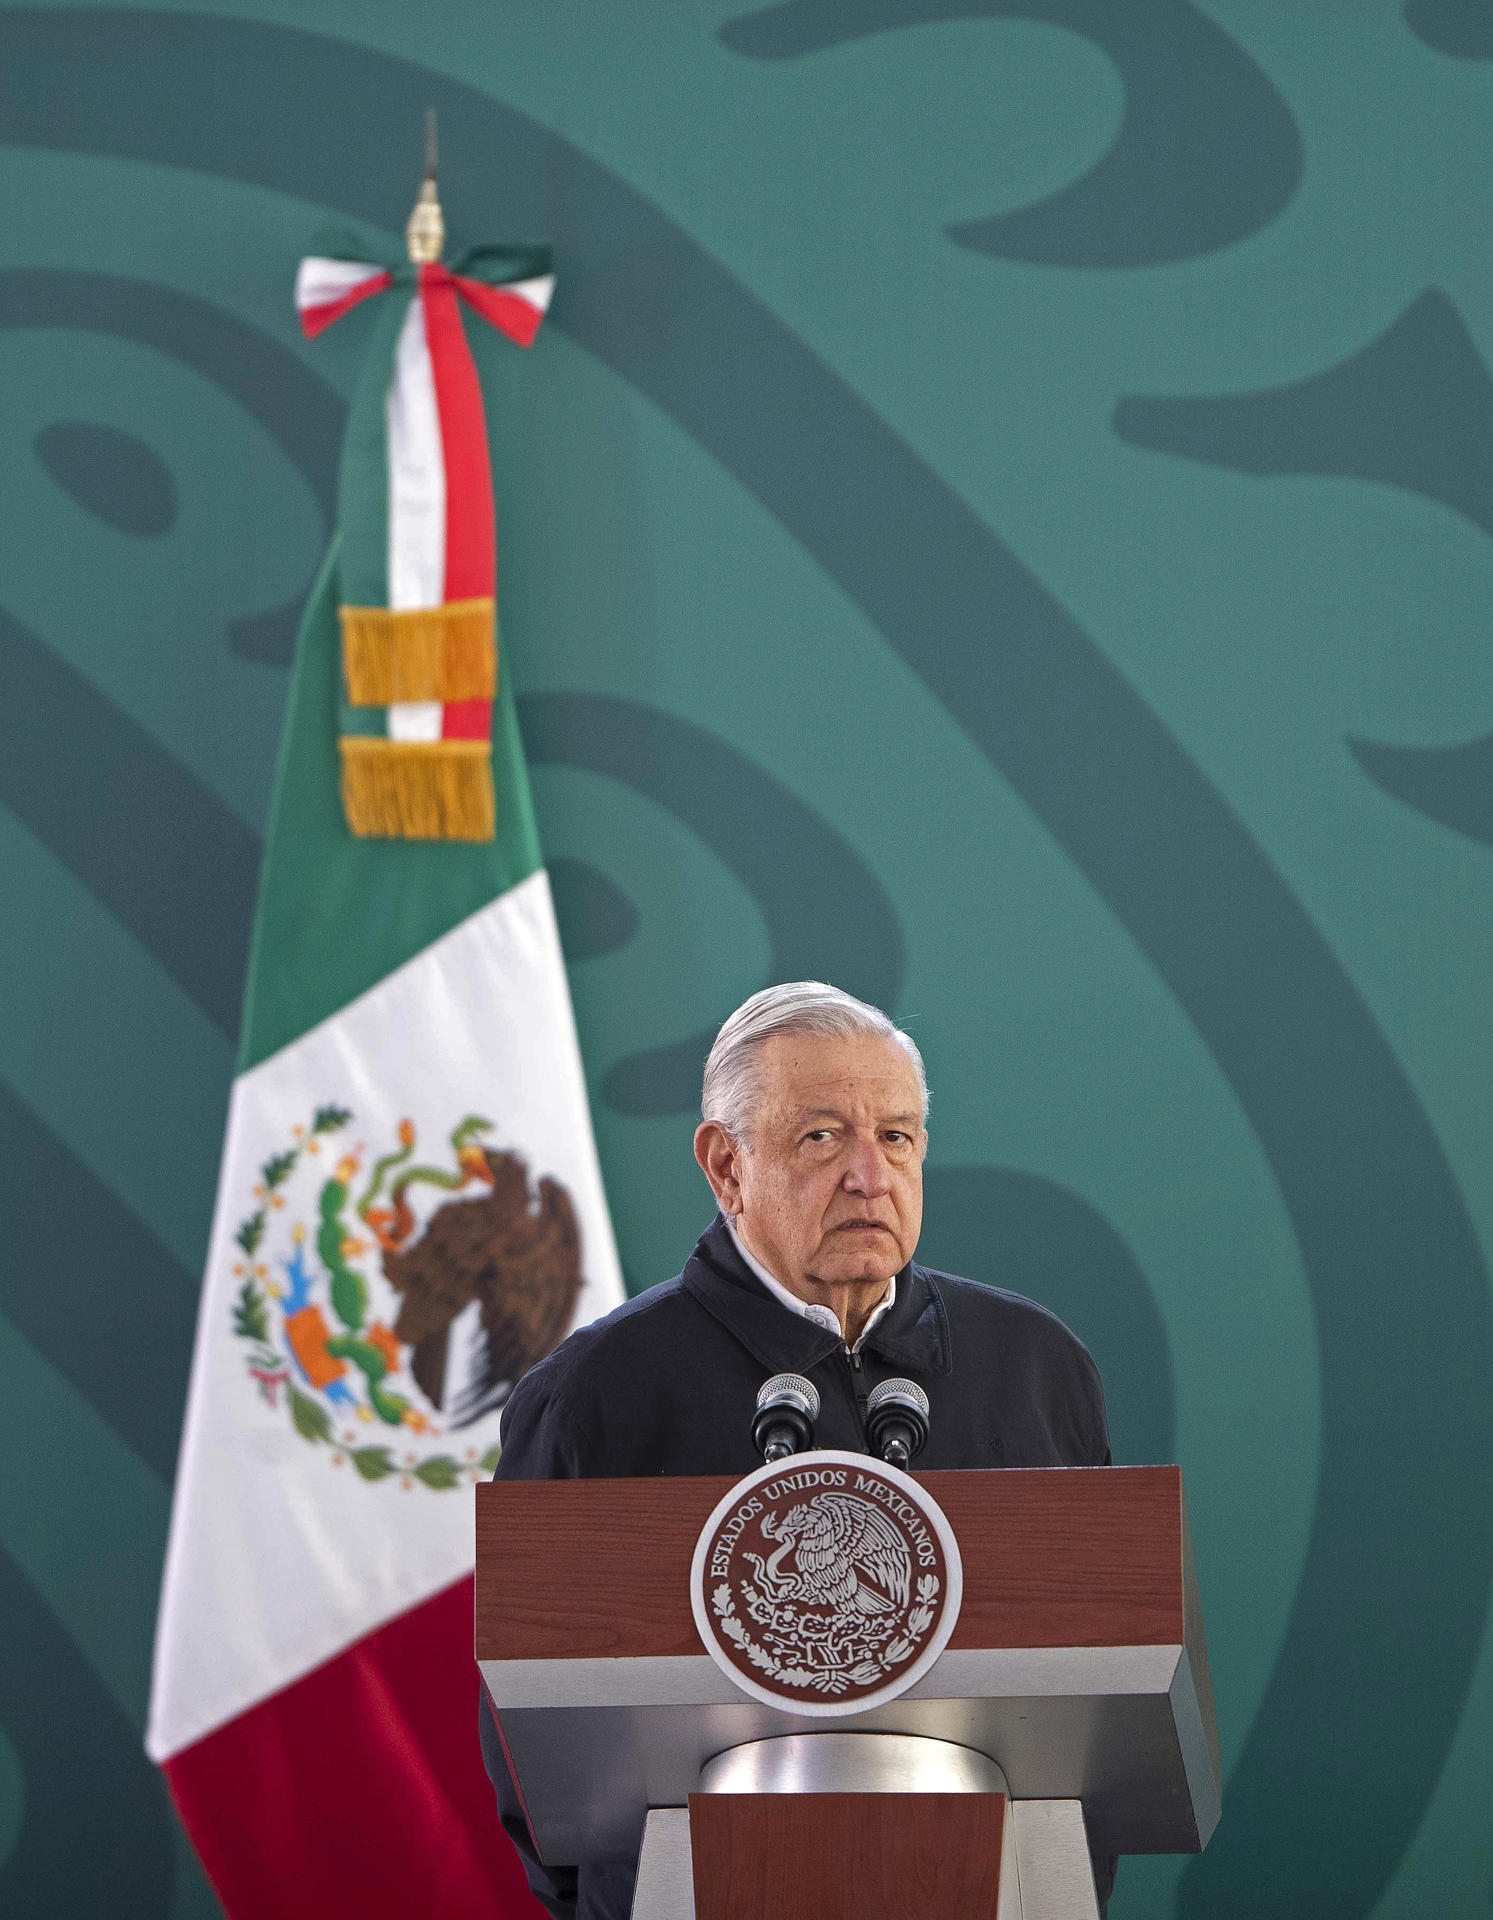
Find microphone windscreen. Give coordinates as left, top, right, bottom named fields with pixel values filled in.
left=866, top=1377, right=929, bottom=1422
left=755, top=1371, right=821, bottom=1420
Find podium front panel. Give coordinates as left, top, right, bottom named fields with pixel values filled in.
left=477, top=1466, right=1219, bottom=1861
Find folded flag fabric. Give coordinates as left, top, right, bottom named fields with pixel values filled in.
left=296, top=230, right=554, bottom=840
left=146, top=206, right=622, bottom=1917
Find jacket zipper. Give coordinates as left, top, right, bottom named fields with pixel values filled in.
left=843, top=1343, right=870, bottom=1441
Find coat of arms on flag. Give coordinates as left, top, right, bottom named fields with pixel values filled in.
left=146, top=137, right=625, bottom=1917
left=230, top=1104, right=583, bottom=1484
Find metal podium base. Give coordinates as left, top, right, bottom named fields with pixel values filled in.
left=700, top=1731, right=1008, bottom=1795
left=630, top=1731, right=1100, bottom=1919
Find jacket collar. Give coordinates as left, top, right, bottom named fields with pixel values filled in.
left=680, top=1215, right=952, bottom=1377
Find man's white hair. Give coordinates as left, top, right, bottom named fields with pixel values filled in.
left=701, top=981, right=928, bottom=1141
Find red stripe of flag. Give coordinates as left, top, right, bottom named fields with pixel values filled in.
left=420, top=265, right=496, bottom=743
left=440, top=699, right=494, bottom=740
left=298, top=271, right=392, bottom=339
left=162, top=1577, right=543, bottom=1919
left=454, top=278, right=547, bottom=350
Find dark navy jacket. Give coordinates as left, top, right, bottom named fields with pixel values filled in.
left=480, top=1215, right=1114, bottom=1917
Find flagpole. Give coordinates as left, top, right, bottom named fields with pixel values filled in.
left=406, top=107, right=444, bottom=265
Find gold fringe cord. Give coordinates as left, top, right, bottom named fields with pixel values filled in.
left=339, top=739, right=495, bottom=841
left=339, top=599, right=496, bottom=705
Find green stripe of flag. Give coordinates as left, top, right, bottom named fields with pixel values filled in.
left=236, top=542, right=544, bottom=1073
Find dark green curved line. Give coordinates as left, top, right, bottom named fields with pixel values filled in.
left=0, top=267, right=340, bottom=520
left=0, top=265, right=341, bottom=667
left=721, top=0, right=1304, bottom=269
left=0, top=268, right=348, bottom=1029
left=1405, top=0, right=1493, bottom=58
left=521, top=693, right=905, bottom=1116
left=0, top=1542, right=174, bottom=1915
left=0, top=600, right=259, bottom=1037
left=0, top=1079, right=196, bottom=1481
left=32, top=418, right=177, bottom=536
left=0, top=12, right=1488, bottom=1911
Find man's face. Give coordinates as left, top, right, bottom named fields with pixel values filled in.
left=698, top=1028, right=927, bottom=1299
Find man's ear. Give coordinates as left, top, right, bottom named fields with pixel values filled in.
left=694, top=1121, right=743, bottom=1213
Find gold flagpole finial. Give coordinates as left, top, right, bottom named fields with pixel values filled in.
left=405, top=107, right=444, bottom=264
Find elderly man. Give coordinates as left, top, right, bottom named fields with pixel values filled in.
left=481, top=981, right=1114, bottom=1918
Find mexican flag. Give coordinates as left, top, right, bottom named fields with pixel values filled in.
left=146, top=219, right=623, bottom=1914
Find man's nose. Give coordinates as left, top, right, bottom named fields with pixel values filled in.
left=841, top=1137, right=892, bottom=1197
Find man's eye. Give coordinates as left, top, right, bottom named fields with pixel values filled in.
left=805, top=1129, right=834, bottom=1143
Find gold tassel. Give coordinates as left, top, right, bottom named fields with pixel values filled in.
left=339, top=739, right=495, bottom=841
left=339, top=599, right=497, bottom=705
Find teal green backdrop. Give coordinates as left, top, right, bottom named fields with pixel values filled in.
left=2, top=3, right=1491, bottom=1913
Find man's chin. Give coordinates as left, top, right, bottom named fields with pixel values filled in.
left=813, top=1245, right=901, bottom=1287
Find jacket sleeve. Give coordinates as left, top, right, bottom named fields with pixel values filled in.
left=491, top=1346, right=604, bottom=1482
left=1084, top=1347, right=1113, bottom=1467
left=1042, top=1327, right=1112, bottom=1468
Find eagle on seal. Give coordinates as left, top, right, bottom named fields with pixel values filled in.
left=749, top=1493, right=912, bottom=1617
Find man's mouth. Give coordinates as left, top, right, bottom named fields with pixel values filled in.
left=833, top=1221, right=892, bottom=1233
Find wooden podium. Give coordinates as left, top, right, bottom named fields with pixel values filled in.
left=477, top=1465, right=1219, bottom=1918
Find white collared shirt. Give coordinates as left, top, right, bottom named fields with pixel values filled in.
left=726, top=1216, right=897, bottom=1353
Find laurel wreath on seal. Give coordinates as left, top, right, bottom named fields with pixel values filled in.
left=712, top=1574, right=941, bottom=1695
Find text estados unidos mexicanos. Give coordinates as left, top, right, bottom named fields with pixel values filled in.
left=709, top=1467, right=938, bottom=1580
left=708, top=1468, right=849, bottom=1579
left=854, top=1471, right=938, bottom=1567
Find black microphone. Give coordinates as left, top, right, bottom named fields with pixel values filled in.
left=752, top=1373, right=821, bottom=1463
left=866, top=1377, right=930, bottom=1469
